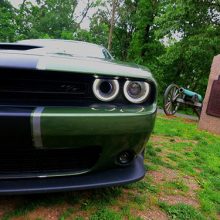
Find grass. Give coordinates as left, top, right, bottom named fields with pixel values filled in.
left=159, top=202, right=205, bottom=220
left=150, top=115, right=220, bottom=219
left=0, top=114, right=219, bottom=220
left=90, top=208, right=123, bottom=220
left=163, top=180, right=189, bottom=193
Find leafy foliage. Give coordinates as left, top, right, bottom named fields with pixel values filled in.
left=155, top=0, right=220, bottom=96
left=0, top=0, right=17, bottom=41
left=16, top=0, right=78, bottom=39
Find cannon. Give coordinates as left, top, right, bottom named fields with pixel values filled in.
left=163, top=84, right=203, bottom=117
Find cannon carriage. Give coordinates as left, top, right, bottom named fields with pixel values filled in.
left=163, top=84, right=203, bottom=117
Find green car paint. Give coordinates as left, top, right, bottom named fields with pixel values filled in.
left=36, top=56, right=153, bottom=80
left=31, top=104, right=157, bottom=172
left=0, top=40, right=157, bottom=189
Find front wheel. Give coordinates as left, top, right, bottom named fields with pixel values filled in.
left=163, top=84, right=181, bottom=116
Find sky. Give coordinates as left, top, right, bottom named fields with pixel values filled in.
left=9, top=0, right=95, bottom=29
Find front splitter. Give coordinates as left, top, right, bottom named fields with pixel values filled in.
left=0, top=155, right=146, bottom=195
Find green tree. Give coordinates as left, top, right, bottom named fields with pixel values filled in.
left=0, top=0, right=17, bottom=42
left=127, top=0, right=165, bottom=86
left=111, top=0, right=137, bottom=60
left=74, top=0, right=109, bottom=47
left=155, top=0, right=220, bottom=95
left=17, top=0, right=78, bottom=39
left=84, top=0, right=138, bottom=59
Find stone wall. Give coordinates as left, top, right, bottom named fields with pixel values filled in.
left=199, top=55, right=220, bottom=135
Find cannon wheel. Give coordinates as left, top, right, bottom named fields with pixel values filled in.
left=163, top=84, right=181, bottom=116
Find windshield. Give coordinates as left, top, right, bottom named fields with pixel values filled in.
left=18, top=40, right=113, bottom=60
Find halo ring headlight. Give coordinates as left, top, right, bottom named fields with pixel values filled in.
left=124, top=81, right=150, bottom=104
left=93, top=79, right=119, bottom=102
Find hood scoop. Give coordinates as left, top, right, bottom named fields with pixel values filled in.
left=0, top=43, right=42, bottom=51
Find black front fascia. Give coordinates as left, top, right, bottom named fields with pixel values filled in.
left=0, top=107, right=34, bottom=148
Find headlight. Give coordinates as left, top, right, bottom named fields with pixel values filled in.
left=123, top=81, right=150, bottom=104
left=93, top=79, right=119, bottom=102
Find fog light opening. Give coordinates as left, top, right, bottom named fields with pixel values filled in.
left=117, top=151, right=133, bottom=165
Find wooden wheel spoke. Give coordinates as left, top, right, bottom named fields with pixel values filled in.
left=172, top=87, right=178, bottom=99
left=171, top=88, right=176, bottom=97
left=165, top=101, right=171, bottom=108
left=168, top=93, right=172, bottom=99
left=167, top=102, right=172, bottom=113
left=173, top=93, right=180, bottom=101
left=174, top=88, right=179, bottom=96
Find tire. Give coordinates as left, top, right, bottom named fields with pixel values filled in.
left=163, top=84, right=181, bottom=116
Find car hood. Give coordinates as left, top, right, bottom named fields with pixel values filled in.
left=37, top=55, right=153, bottom=79
left=0, top=50, right=153, bottom=80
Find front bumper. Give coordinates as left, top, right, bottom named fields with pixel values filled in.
left=0, top=154, right=145, bottom=195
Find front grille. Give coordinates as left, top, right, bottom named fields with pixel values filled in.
left=0, top=147, right=101, bottom=178
left=0, top=68, right=157, bottom=106
left=0, top=68, right=94, bottom=106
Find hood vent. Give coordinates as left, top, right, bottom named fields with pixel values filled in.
left=0, top=43, right=42, bottom=51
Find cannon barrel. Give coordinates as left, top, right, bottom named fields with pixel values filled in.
left=179, top=88, right=203, bottom=102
